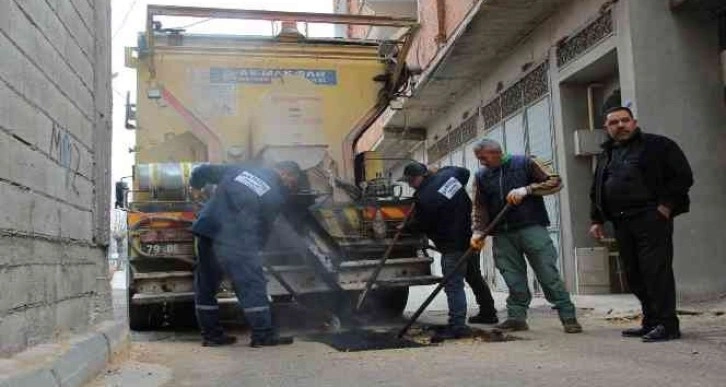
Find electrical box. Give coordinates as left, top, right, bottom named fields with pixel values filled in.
left=574, top=129, right=608, bottom=156
left=575, top=246, right=610, bottom=294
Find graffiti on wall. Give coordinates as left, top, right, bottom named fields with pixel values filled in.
left=49, top=123, right=81, bottom=194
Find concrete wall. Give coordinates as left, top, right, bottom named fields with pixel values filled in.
left=619, top=0, right=726, bottom=298
left=421, top=0, right=611, bottom=290
left=373, top=0, right=726, bottom=299
left=0, top=0, right=113, bottom=356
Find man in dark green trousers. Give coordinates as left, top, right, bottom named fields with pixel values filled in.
left=470, top=139, right=582, bottom=334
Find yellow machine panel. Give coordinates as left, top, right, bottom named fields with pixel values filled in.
left=134, top=38, right=385, bottom=176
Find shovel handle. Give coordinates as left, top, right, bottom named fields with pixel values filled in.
left=355, top=202, right=416, bottom=312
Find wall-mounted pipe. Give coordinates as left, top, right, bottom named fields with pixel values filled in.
left=435, top=0, right=447, bottom=45
left=719, top=11, right=726, bottom=102
left=587, top=84, right=603, bottom=174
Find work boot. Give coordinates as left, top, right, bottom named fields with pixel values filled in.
left=431, top=325, right=472, bottom=343
left=468, top=310, right=499, bottom=325
left=250, top=335, right=295, bottom=348
left=494, top=319, right=529, bottom=332
left=642, top=325, right=681, bottom=343
left=562, top=318, right=583, bottom=334
left=202, top=334, right=237, bottom=347
left=622, top=326, right=652, bottom=338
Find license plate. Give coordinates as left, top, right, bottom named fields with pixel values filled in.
left=143, top=243, right=183, bottom=256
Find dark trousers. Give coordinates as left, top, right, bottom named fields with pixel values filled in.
left=194, top=236, right=273, bottom=341
left=465, top=253, right=497, bottom=315
left=441, top=251, right=468, bottom=328
left=614, top=210, right=679, bottom=332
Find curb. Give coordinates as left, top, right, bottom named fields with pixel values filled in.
left=0, top=320, right=129, bottom=387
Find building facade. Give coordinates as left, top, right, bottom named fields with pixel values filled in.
left=347, top=0, right=726, bottom=299
left=0, top=0, right=113, bottom=356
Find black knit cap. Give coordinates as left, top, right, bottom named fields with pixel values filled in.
left=274, top=160, right=304, bottom=180
left=398, top=162, right=427, bottom=182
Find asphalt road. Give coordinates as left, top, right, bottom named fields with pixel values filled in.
left=89, top=286, right=726, bottom=387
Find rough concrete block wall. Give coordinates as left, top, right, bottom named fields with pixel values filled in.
left=0, top=0, right=113, bottom=357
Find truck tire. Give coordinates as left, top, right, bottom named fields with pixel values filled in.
left=169, top=302, right=198, bottom=329
left=129, top=302, right=164, bottom=331
left=359, top=287, right=409, bottom=319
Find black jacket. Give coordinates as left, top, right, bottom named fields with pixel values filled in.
left=590, top=130, right=693, bottom=223
left=407, top=166, right=472, bottom=253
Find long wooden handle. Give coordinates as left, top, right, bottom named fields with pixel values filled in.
left=397, top=203, right=512, bottom=338
left=355, top=202, right=416, bottom=312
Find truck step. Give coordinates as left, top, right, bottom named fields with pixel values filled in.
left=338, top=257, right=432, bottom=270
left=374, top=275, right=441, bottom=287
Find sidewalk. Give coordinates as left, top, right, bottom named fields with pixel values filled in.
left=0, top=271, right=130, bottom=387
left=407, top=286, right=726, bottom=320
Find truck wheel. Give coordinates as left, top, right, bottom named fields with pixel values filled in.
left=129, top=302, right=164, bottom=331
left=169, top=302, right=198, bottom=329
left=359, top=287, right=409, bottom=319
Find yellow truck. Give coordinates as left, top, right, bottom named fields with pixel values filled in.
left=120, top=5, right=437, bottom=330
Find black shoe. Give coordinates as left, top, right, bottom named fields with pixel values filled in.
left=431, top=326, right=472, bottom=343
left=250, top=335, right=294, bottom=348
left=562, top=318, right=583, bottom=334
left=202, top=334, right=237, bottom=347
left=468, top=311, right=499, bottom=325
left=642, top=325, right=681, bottom=343
left=494, top=319, right=529, bottom=332
left=622, top=326, right=651, bottom=338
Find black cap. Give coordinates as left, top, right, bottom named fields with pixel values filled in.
left=274, top=160, right=304, bottom=180
left=398, top=162, right=428, bottom=182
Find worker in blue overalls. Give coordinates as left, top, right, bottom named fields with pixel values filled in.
left=189, top=161, right=303, bottom=348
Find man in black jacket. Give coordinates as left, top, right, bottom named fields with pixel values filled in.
left=400, top=162, right=498, bottom=342
left=589, top=106, right=693, bottom=342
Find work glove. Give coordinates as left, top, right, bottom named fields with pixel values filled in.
left=470, top=232, right=486, bottom=251
left=506, top=187, right=529, bottom=205
left=588, top=223, right=605, bottom=240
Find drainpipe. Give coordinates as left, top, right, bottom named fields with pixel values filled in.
left=435, top=0, right=446, bottom=45
left=587, top=84, right=602, bottom=174
left=719, top=11, right=726, bottom=102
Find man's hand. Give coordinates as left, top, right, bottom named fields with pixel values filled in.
left=588, top=223, right=606, bottom=240
left=506, top=187, right=529, bottom=205
left=470, top=232, right=486, bottom=251
left=657, top=205, right=672, bottom=220
left=190, top=188, right=205, bottom=202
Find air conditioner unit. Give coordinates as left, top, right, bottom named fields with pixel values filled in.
left=574, top=129, right=607, bottom=156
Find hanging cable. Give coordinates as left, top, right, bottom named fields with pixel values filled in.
left=112, top=0, right=139, bottom=40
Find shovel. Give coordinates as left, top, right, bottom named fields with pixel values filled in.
left=397, top=203, right=512, bottom=338
left=355, top=202, right=416, bottom=312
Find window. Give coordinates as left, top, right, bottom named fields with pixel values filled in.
left=504, top=113, right=526, bottom=155
left=449, top=148, right=464, bottom=167
left=487, top=124, right=504, bottom=147
left=526, top=97, right=554, bottom=163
